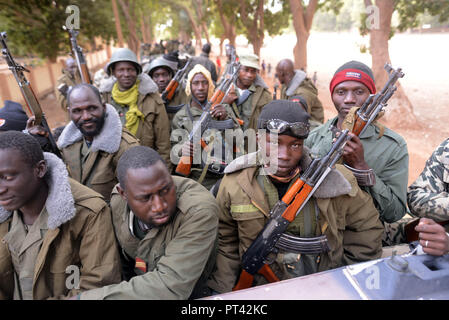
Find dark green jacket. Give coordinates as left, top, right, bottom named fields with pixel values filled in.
left=79, top=176, right=219, bottom=300
left=305, top=117, right=409, bottom=223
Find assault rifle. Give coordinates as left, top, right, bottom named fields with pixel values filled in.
left=352, top=63, right=404, bottom=136
left=175, top=62, right=241, bottom=176
left=63, top=26, right=92, bottom=84
left=0, top=32, right=62, bottom=158
left=273, top=83, right=278, bottom=100
left=217, top=45, right=237, bottom=85
left=233, top=129, right=350, bottom=291
left=161, top=59, right=191, bottom=103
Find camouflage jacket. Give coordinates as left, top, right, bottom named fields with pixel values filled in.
left=407, top=138, right=449, bottom=221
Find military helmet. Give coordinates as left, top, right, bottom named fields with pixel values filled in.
left=106, top=48, right=142, bottom=76
left=146, top=56, right=178, bottom=77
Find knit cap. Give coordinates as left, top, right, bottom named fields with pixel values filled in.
left=0, top=100, right=28, bottom=132
left=329, top=60, right=376, bottom=94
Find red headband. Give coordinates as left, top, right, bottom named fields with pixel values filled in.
left=329, top=68, right=376, bottom=94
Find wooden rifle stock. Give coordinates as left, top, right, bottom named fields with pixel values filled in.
left=0, top=31, right=62, bottom=158
left=63, top=26, right=92, bottom=84
left=233, top=131, right=350, bottom=291
left=233, top=264, right=279, bottom=291
left=163, top=80, right=178, bottom=102
left=351, top=64, right=404, bottom=136
left=162, top=60, right=191, bottom=103
left=175, top=63, right=240, bottom=176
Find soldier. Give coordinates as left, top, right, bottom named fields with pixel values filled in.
left=305, top=61, right=409, bottom=224
left=0, top=131, right=121, bottom=299
left=145, top=54, right=188, bottom=122
left=0, top=100, right=28, bottom=132
left=226, top=53, right=272, bottom=131
left=55, top=57, right=82, bottom=114
left=207, top=100, right=383, bottom=293
left=406, top=138, right=449, bottom=256
left=99, top=48, right=172, bottom=169
left=170, top=64, right=238, bottom=190
left=187, top=43, right=218, bottom=84
left=77, top=146, right=219, bottom=299
left=49, top=84, right=139, bottom=202
left=275, top=59, right=324, bottom=130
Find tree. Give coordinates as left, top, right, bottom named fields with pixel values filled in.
left=288, top=0, right=343, bottom=71
left=360, top=0, right=449, bottom=127
left=0, top=0, right=116, bottom=62
left=214, top=0, right=237, bottom=47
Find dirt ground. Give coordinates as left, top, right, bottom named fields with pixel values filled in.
left=41, top=31, right=449, bottom=186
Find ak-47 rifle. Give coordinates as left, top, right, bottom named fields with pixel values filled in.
left=175, top=62, right=241, bottom=177
left=217, top=45, right=237, bottom=85
left=233, top=130, right=351, bottom=291
left=0, top=32, right=62, bottom=158
left=161, top=59, right=191, bottom=103
left=352, top=63, right=404, bottom=136
left=63, top=26, right=92, bottom=84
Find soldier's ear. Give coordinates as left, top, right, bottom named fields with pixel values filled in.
left=35, top=159, right=47, bottom=179
left=116, top=184, right=127, bottom=200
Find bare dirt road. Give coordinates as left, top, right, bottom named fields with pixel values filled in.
left=40, top=31, right=448, bottom=186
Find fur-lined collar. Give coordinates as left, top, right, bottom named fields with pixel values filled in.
left=254, top=74, right=269, bottom=89
left=57, top=104, right=122, bottom=153
left=285, top=70, right=307, bottom=97
left=0, top=152, right=76, bottom=229
left=224, top=147, right=352, bottom=198
left=99, top=72, right=158, bottom=95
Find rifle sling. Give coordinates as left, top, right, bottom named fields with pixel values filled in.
left=165, top=103, right=184, bottom=114
left=236, top=89, right=252, bottom=107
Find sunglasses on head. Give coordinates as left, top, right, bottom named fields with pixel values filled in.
left=262, top=119, right=309, bottom=138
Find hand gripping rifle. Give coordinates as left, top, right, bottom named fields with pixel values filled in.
left=63, top=26, right=92, bottom=84
left=161, top=59, right=191, bottom=103
left=0, top=32, right=62, bottom=158
left=232, top=130, right=350, bottom=291
left=352, top=63, right=404, bottom=136
left=175, top=62, right=241, bottom=176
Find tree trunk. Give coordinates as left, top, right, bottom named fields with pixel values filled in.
left=240, top=0, right=264, bottom=57
left=140, top=12, right=148, bottom=44
left=118, top=0, right=139, bottom=53
left=368, top=0, right=418, bottom=127
left=111, top=0, right=124, bottom=47
left=289, top=0, right=318, bottom=72
left=215, top=0, right=236, bottom=47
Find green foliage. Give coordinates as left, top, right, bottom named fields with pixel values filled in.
left=264, top=0, right=291, bottom=37
left=395, top=0, right=449, bottom=31
left=0, top=0, right=116, bottom=61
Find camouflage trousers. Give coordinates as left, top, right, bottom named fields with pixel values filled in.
left=382, top=214, right=417, bottom=247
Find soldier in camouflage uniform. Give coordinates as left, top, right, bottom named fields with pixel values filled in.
left=383, top=138, right=449, bottom=256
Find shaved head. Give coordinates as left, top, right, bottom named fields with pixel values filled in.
left=65, top=57, right=77, bottom=77
left=275, top=59, right=295, bottom=85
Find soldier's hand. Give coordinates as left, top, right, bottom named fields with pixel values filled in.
left=26, top=116, right=49, bottom=138
left=342, top=132, right=370, bottom=170
left=415, top=217, right=449, bottom=256
left=210, top=104, right=227, bottom=121
left=222, top=85, right=237, bottom=105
